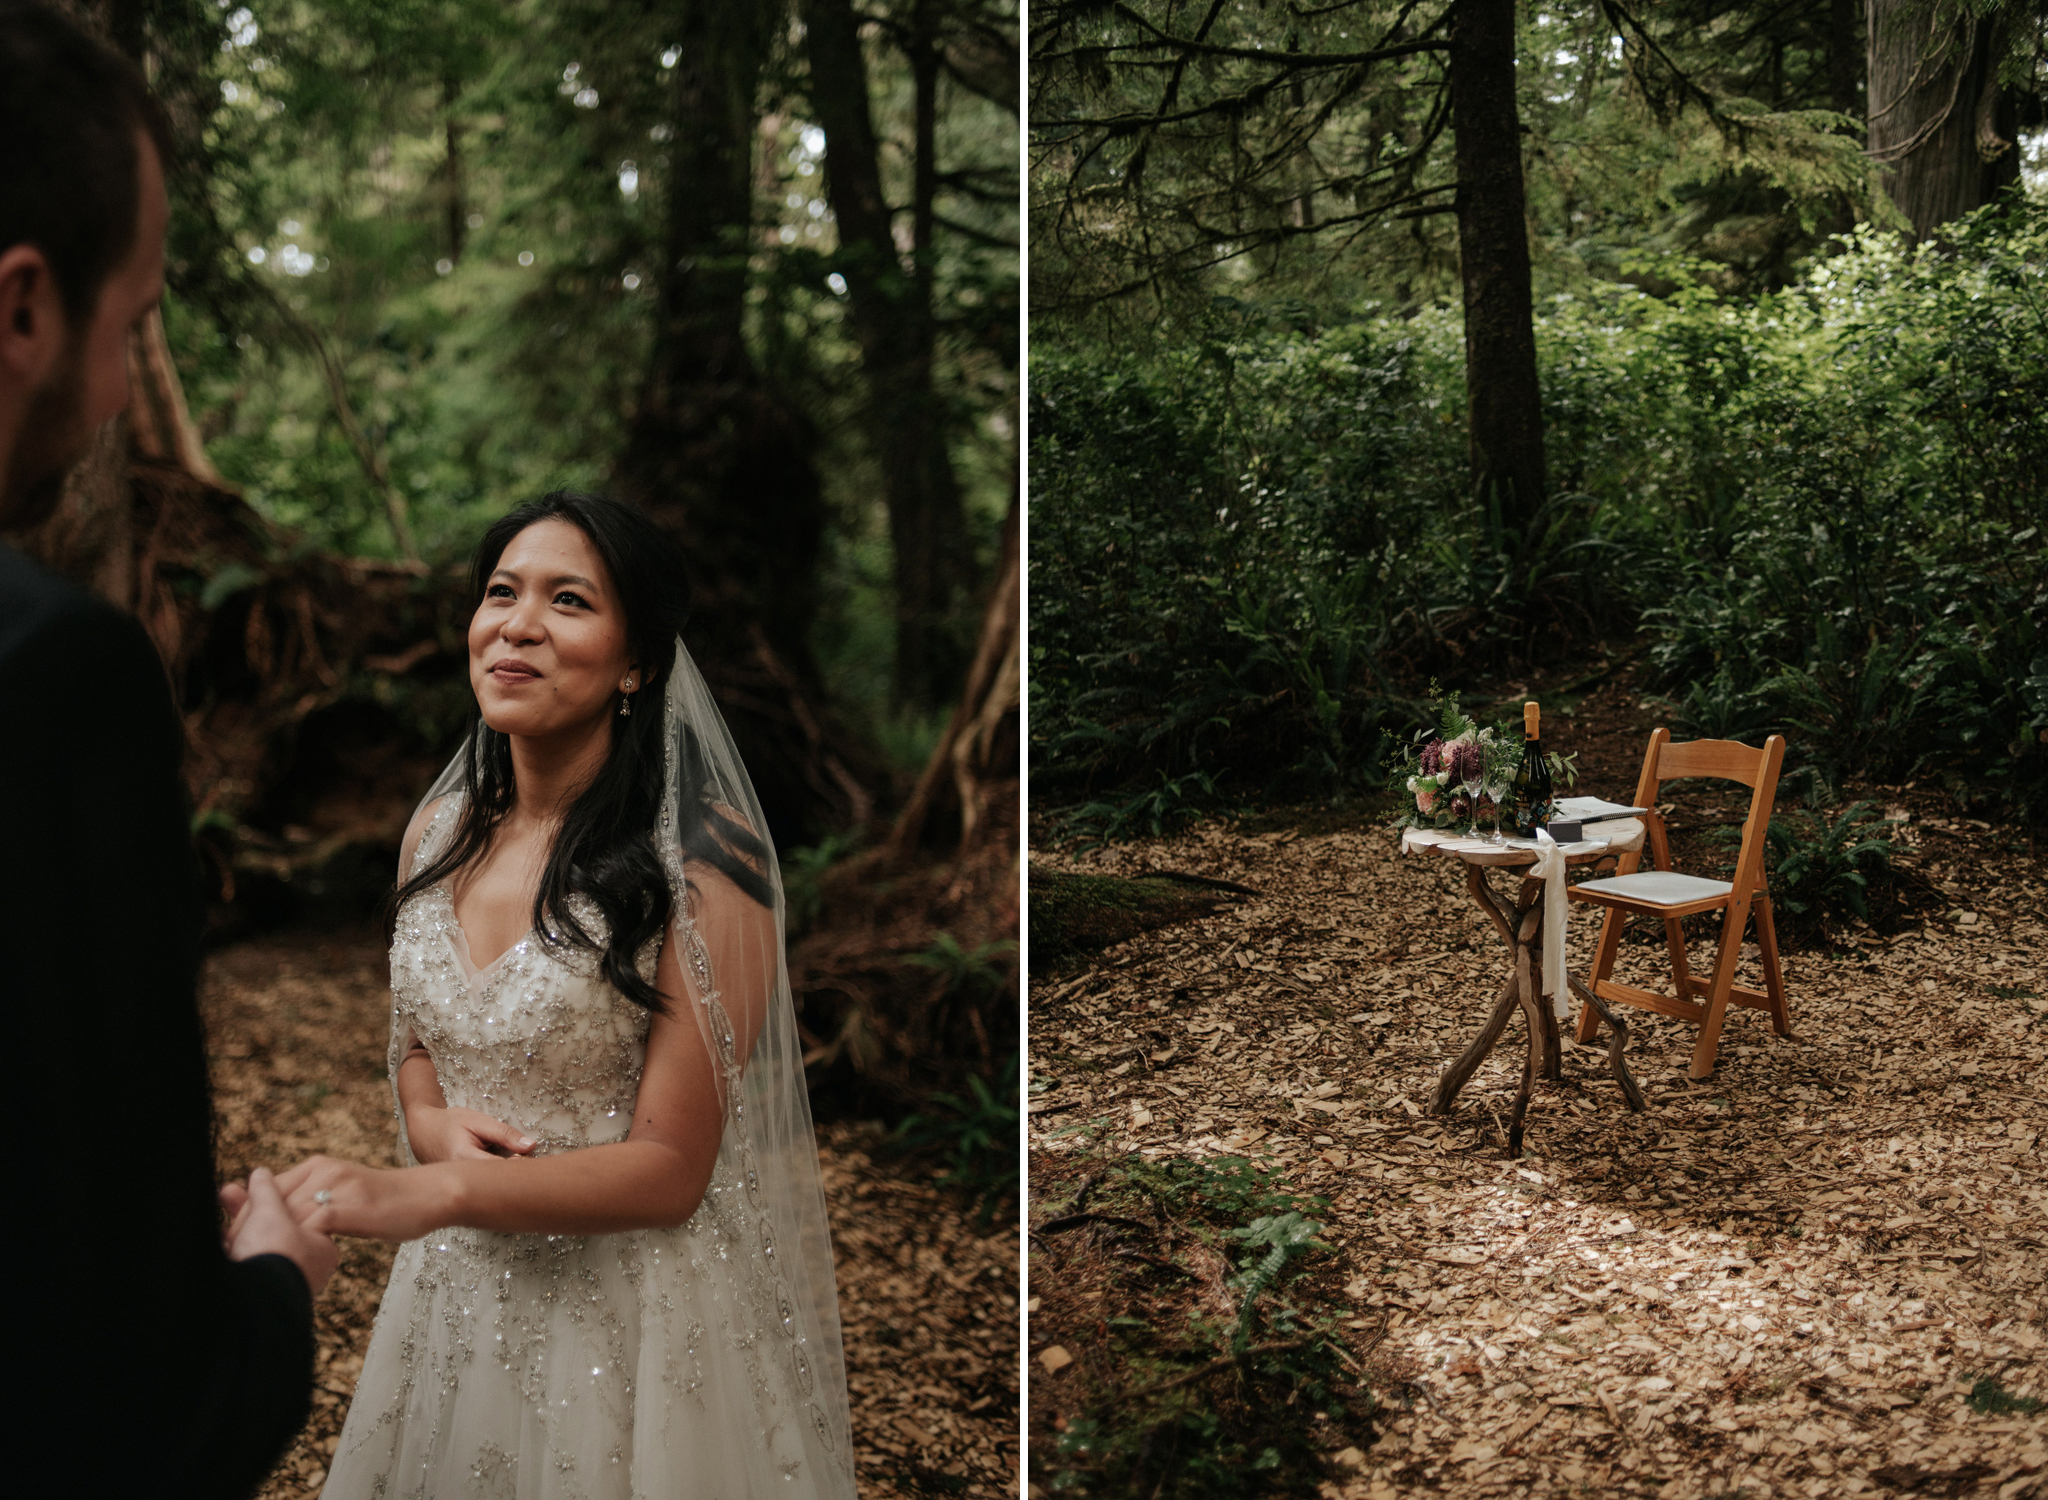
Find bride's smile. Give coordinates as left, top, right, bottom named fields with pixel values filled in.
left=468, top=515, right=641, bottom=744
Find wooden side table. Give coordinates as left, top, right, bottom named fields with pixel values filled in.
left=1400, top=824, right=1650, bottom=1156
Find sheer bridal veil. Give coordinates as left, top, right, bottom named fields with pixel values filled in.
left=400, top=635, right=855, bottom=1484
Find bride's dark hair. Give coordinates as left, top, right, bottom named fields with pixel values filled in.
left=391, top=490, right=772, bottom=1013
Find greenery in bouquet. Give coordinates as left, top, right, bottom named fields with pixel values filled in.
left=1391, top=688, right=1583, bottom=834
left=1393, top=690, right=1505, bottom=832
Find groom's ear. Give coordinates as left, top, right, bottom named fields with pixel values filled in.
left=0, top=246, right=67, bottom=387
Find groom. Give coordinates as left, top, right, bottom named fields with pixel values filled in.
left=0, top=4, right=336, bottom=1495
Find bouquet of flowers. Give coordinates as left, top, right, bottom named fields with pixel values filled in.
left=1391, top=689, right=1499, bottom=832
left=1390, top=687, right=1577, bottom=834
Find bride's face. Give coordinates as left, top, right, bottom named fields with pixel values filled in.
left=468, top=518, right=638, bottom=741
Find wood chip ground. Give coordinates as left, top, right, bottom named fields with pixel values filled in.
left=202, top=928, right=1020, bottom=1498
left=1029, top=796, right=2048, bottom=1498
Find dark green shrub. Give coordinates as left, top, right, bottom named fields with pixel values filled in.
left=892, top=1055, right=1017, bottom=1220
left=1037, top=1154, right=1359, bottom=1499
left=1031, top=196, right=2048, bottom=833
left=1764, top=801, right=1898, bottom=926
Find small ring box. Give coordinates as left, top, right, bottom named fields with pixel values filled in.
left=1543, top=819, right=1584, bottom=843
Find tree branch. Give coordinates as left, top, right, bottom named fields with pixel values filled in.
left=243, top=273, right=420, bottom=562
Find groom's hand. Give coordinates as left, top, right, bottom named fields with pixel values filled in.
left=226, top=1166, right=340, bottom=1295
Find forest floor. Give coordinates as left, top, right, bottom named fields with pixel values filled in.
left=201, top=928, right=1020, bottom=1500
left=1027, top=658, right=2048, bottom=1499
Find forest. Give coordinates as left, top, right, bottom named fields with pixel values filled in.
left=7, top=0, right=1022, bottom=1124
left=1029, top=0, right=2047, bottom=824
left=1028, top=3, right=2048, bottom=1498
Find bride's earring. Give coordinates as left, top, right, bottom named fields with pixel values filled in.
left=619, top=676, right=635, bottom=717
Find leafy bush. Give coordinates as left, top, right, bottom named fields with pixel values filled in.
left=1055, top=771, right=1217, bottom=849
left=892, top=1056, right=1018, bottom=1221
left=1032, top=193, right=2048, bottom=831
left=1116, top=1154, right=1328, bottom=1226
left=1226, top=1211, right=1330, bottom=1355
left=1763, top=801, right=1898, bottom=926
left=905, top=932, right=1018, bottom=1000
left=1037, top=1154, right=1360, bottom=1499
left=782, top=833, right=861, bottom=934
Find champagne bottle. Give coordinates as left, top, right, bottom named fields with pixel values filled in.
left=1518, top=700, right=1554, bottom=835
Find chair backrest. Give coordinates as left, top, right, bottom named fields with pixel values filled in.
left=1629, top=728, right=1786, bottom=892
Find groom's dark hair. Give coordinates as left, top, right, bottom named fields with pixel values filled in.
left=391, top=491, right=773, bottom=1014
left=0, top=1, right=174, bottom=323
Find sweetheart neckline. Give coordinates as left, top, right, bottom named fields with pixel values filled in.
left=436, top=883, right=533, bottom=977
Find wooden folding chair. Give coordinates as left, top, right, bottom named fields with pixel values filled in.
left=1568, top=729, right=1791, bottom=1080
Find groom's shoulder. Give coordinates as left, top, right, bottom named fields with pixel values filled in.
left=0, top=543, right=155, bottom=684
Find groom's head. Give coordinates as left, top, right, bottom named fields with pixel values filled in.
left=0, top=1, right=171, bottom=529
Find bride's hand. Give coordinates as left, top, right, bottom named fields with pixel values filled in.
left=404, top=1103, right=538, bottom=1165
left=273, top=1154, right=457, bottom=1243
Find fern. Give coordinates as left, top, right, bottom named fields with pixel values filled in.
left=1765, top=800, right=1898, bottom=923
left=1226, top=1212, right=1328, bottom=1353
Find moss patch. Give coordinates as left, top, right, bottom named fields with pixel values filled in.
left=1028, top=867, right=1237, bottom=968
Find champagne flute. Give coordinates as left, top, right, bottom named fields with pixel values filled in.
left=1457, top=742, right=1485, bottom=839
left=1482, top=736, right=1520, bottom=843
left=1483, top=771, right=1512, bottom=842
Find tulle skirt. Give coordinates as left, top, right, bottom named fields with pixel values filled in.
left=323, top=1216, right=834, bottom=1500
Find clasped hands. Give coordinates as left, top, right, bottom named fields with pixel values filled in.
left=219, top=1104, right=536, bottom=1294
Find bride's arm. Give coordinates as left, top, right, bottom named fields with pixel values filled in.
left=276, top=881, right=755, bottom=1238
left=396, top=1030, right=539, bottom=1165
left=384, top=797, right=540, bottom=1167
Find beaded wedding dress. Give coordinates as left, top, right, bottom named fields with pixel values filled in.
left=324, top=643, right=854, bottom=1500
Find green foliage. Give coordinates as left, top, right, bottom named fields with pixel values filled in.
left=1114, top=1155, right=1329, bottom=1226
left=1033, top=195, right=2048, bottom=834
left=893, top=1058, right=1018, bottom=1221
left=1965, top=1375, right=2045, bottom=1416
left=905, top=932, right=1018, bottom=1000
left=781, top=833, right=861, bottom=934
left=1029, top=306, right=1577, bottom=807
left=1225, top=1212, right=1330, bottom=1354
left=1039, top=1155, right=1357, bottom=1499
left=1056, top=771, right=1215, bottom=849
left=1032, top=1, right=1894, bottom=323
left=165, top=0, right=1015, bottom=740
left=1763, top=801, right=1898, bottom=925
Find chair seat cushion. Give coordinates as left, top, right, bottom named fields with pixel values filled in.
left=1574, top=871, right=1734, bottom=906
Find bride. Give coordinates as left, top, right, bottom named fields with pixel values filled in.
left=232, top=491, right=854, bottom=1498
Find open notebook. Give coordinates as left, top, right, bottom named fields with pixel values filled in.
left=1553, top=795, right=1649, bottom=825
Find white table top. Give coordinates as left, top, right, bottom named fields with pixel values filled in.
left=1400, top=818, right=1646, bottom=868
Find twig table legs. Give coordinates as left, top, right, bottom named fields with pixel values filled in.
left=1428, top=863, right=1644, bottom=1155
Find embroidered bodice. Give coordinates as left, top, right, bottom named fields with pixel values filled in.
left=391, top=873, right=658, bottom=1159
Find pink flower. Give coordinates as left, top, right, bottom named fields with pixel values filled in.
left=1416, top=786, right=1437, bottom=813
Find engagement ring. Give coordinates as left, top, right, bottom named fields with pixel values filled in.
left=314, top=1190, right=333, bottom=1205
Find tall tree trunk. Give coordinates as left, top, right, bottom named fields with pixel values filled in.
left=1867, top=1, right=2020, bottom=238
left=801, top=0, right=972, bottom=711
left=1450, top=0, right=1546, bottom=543
left=443, top=74, right=466, bottom=264
left=1830, top=0, right=1861, bottom=118
left=887, top=479, right=1017, bottom=860
left=911, top=0, right=939, bottom=304
left=615, top=0, right=861, bottom=844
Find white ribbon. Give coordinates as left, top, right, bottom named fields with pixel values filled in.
left=1532, top=832, right=1569, bottom=1019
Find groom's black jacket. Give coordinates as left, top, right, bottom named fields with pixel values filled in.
left=1, top=546, right=312, bottom=1499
